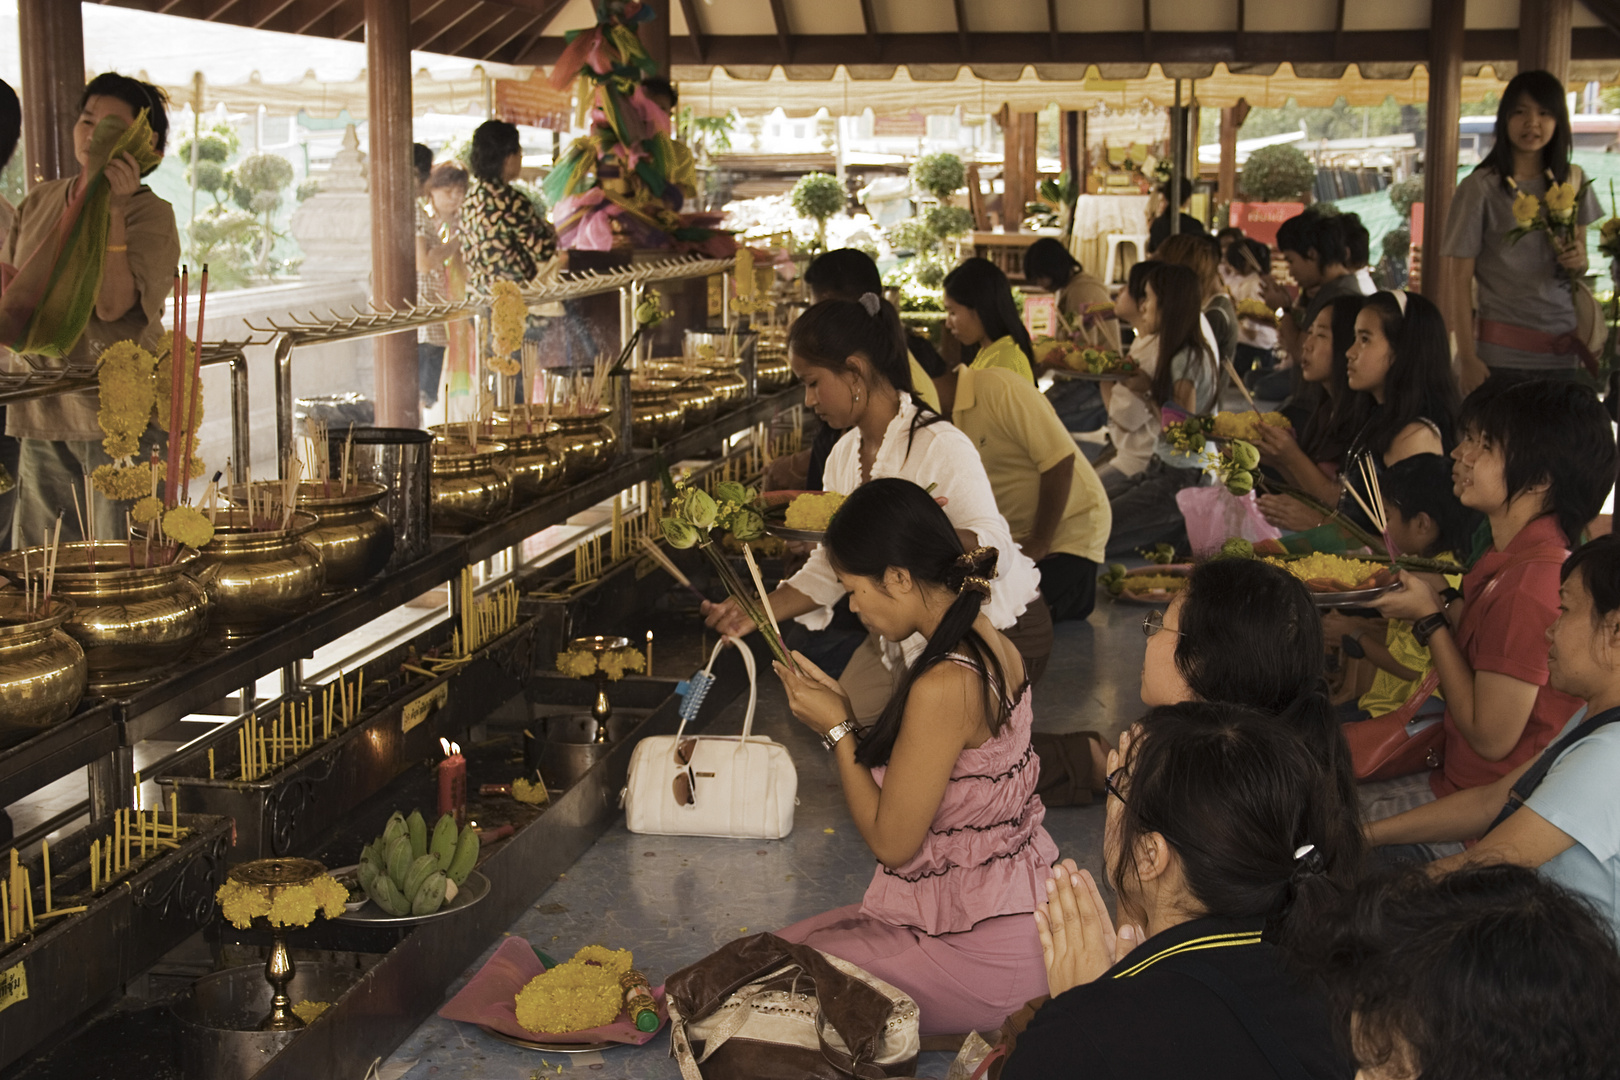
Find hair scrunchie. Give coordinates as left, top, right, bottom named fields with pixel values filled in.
left=857, top=291, right=882, bottom=317
left=1290, top=842, right=1327, bottom=884
left=946, top=545, right=999, bottom=599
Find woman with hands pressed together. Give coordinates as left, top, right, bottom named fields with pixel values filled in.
left=769, top=479, right=1058, bottom=1036
left=703, top=295, right=1048, bottom=721
left=1364, top=380, right=1617, bottom=836
left=1002, top=703, right=1355, bottom=1080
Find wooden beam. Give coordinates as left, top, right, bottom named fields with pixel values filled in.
left=262, top=0, right=350, bottom=35
left=1333, top=0, right=1345, bottom=59
left=1520, top=0, right=1574, bottom=84
left=1047, top=0, right=1060, bottom=58
left=859, top=0, right=880, bottom=59
left=414, top=0, right=485, bottom=50
left=1422, top=0, right=1464, bottom=316
left=677, top=0, right=706, bottom=62
left=19, top=0, right=83, bottom=186
left=462, top=8, right=547, bottom=61
left=237, top=0, right=300, bottom=27
left=952, top=0, right=969, bottom=56
left=366, top=0, right=419, bottom=431
left=1217, top=102, right=1242, bottom=207
left=769, top=0, right=793, bottom=63
left=642, top=0, right=671, bottom=75
left=333, top=0, right=367, bottom=39
left=505, top=0, right=573, bottom=65
left=441, top=4, right=531, bottom=58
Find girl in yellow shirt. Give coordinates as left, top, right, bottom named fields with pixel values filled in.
left=943, top=257, right=1035, bottom=382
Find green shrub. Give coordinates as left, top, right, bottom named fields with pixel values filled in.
left=790, top=172, right=845, bottom=250
left=1240, top=144, right=1316, bottom=203
left=1388, top=176, right=1424, bottom=220
left=910, top=152, right=965, bottom=201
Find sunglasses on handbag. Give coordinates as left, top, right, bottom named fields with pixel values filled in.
left=672, top=738, right=697, bottom=806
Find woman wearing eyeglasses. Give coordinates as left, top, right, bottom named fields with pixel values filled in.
left=1002, top=702, right=1357, bottom=1080
left=1035, top=558, right=1361, bottom=841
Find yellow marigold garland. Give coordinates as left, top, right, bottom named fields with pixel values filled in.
left=131, top=495, right=164, bottom=524
left=513, top=945, right=635, bottom=1034
left=216, top=874, right=349, bottom=931
left=92, top=462, right=156, bottom=501
left=491, top=280, right=526, bottom=360
left=92, top=341, right=160, bottom=500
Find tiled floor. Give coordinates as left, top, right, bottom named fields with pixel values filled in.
left=384, top=596, right=1150, bottom=1079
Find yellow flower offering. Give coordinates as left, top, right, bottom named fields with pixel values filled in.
left=555, top=650, right=599, bottom=678
left=1545, top=180, right=1578, bottom=216
left=514, top=945, right=635, bottom=1034
left=131, top=495, right=164, bottom=524
left=162, top=505, right=215, bottom=550
left=597, top=648, right=645, bottom=681
left=1210, top=411, right=1291, bottom=440
left=784, top=491, right=846, bottom=531
left=1264, top=553, right=1382, bottom=589
left=490, top=279, right=526, bottom=360
left=1512, top=191, right=1541, bottom=229
left=217, top=873, right=350, bottom=930
left=216, top=879, right=271, bottom=928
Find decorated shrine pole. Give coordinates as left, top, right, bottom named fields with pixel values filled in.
left=18, top=0, right=84, bottom=188
left=366, top=0, right=420, bottom=432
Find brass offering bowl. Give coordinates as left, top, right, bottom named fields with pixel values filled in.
left=545, top=409, right=618, bottom=482
left=629, top=389, right=686, bottom=448
left=0, top=593, right=86, bottom=744
left=0, top=543, right=210, bottom=695
left=644, top=359, right=747, bottom=412
left=430, top=438, right=511, bottom=534
left=754, top=353, right=794, bottom=392
left=230, top=483, right=394, bottom=591
left=484, top=422, right=563, bottom=501
left=191, top=511, right=325, bottom=641
left=641, top=377, right=718, bottom=427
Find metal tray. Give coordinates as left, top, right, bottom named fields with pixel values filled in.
left=479, top=1026, right=618, bottom=1053
left=331, top=867, right=490, bottom=925
left=1311, top=581, right=1399, bottom=608
left=1053, top=369, right=1132, bottom=382
left=767, top=525, right=824, bottom=543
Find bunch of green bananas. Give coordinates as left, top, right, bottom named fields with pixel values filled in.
left=356, top=810, right=480, bottom=917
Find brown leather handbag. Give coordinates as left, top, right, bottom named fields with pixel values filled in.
left=1343, top=670, right=1444, bottom=781
left=665, top=933, right=920, bottom=1080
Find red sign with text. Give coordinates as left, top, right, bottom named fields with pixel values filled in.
left=1229, top=201, right=1306, bottom=246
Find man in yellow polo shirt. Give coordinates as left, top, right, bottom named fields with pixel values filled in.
left=933, top=360, right=1110, bottom=621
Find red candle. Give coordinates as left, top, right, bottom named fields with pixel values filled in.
left=437, top=738, right=467, bottom=826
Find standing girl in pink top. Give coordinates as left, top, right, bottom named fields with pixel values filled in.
left=771, top=477, right=1058, bottom=1035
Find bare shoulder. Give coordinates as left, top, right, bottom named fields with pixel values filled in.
left=905, top=659, right=988, bottom=738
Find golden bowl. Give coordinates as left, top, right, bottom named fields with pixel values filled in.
left=484, top=422, right=564, bottom=501
left=289, top=482, right=394, bottom=590
left=431, top=439, right=512, bottom=534
left=641, top=377, right=718, bottom=427
left=0, top=542, right=209, bottom=695
left=754, top=354, right=794, bottom=392
left=546, top=409, right=618, bottom=482
left=0, top=593, right=87, bottom=743
left=630, top=390, right=686, bottom=449
left=192, top=510, right=325, bottom=641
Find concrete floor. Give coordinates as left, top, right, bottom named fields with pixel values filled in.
left=383, top=594, right=1150, bottom=1079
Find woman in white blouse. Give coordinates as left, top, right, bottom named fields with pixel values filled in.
left=704, top=292, right=1050, bottom=722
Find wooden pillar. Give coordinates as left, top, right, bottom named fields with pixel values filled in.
left=644, top=0, right=672, bottom=77
left=1059, top=109, right=1082, bottom=181
left=1422, top=0, right=1465, bottom=320
left=1001, top=109, right=1038, bottom=232
left=366, top=0, right=418, bottom=431
left=1519, top=0, right=1573, bottom=87
left=18, top=0, right=84, bottom=187
left=1217, top=99, right=1250, bottom=211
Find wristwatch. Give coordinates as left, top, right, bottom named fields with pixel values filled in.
left=1412, top=611, right=1449, bottom=648
left=822, top=719, right=859, bottom=752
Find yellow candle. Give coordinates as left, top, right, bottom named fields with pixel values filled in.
left=134, top=772, right=141, bottom=812
left=172, top=793, right=179, bottom=837
left=238, top=729, right=248, bottom=781
left=41, top=840, right=50, bottom=913
left=90, top=841, right=98, bottom=892
left=208, top=748, right=215, bottom=780
left=3, top=882, right=10, bottom=942
left=24, top=871, right=34, bottom=932
left=357, top=670, right=364, bottom=717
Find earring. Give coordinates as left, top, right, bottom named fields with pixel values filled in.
left=853, top=387, right=861, bottom=403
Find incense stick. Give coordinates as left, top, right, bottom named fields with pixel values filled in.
left=638, top=536, right=707, bottom=601
left=742, top=543, right=800, bottom=674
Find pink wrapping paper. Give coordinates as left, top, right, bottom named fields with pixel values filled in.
left=439, top=936, right=668, bottom=1045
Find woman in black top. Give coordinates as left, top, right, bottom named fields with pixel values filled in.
left=1003, top=702, right=1357, bottom=1080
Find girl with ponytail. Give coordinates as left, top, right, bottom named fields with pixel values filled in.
left=1003, top=702, right=1355, bottom=1080
left=770, top=478, right=1060, bottom=1036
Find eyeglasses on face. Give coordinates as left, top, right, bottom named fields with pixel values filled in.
left=1105, top=766, right=1129, bottom=805
left=1141, top=609, right=1183, bottom=639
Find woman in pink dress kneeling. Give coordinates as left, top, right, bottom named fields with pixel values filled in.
left=771, top=477, right=1058, bottom=1035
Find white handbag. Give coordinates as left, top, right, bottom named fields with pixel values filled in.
left=622, top=637, right=798, bottom=839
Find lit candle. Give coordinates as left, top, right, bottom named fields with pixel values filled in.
left=436, top=738, right=467, bottom=826
left=645, top=631, right=653, bottom=676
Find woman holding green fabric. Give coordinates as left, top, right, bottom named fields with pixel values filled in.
left=4, top=73, right=180, bottom=548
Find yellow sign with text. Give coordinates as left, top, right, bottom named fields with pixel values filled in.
left=401, top=683, right=449, bottom=734
left=0, top=962, right=27, bottom=1014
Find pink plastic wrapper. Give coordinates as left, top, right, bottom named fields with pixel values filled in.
left=439, top=936, right=668, bottom=1045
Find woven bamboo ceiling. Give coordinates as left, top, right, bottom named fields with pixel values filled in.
left=94, top=0, right=1620, bottom=75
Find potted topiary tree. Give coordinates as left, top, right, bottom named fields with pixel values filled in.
left=910, top=152, right=965, bottom=204
left=791, top=172, right=846, bottom=254
left=1232, top=144, right=1316, bottom=245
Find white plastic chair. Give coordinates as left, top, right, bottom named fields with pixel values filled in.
left=1103, top=233, right=1149, bottom=285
